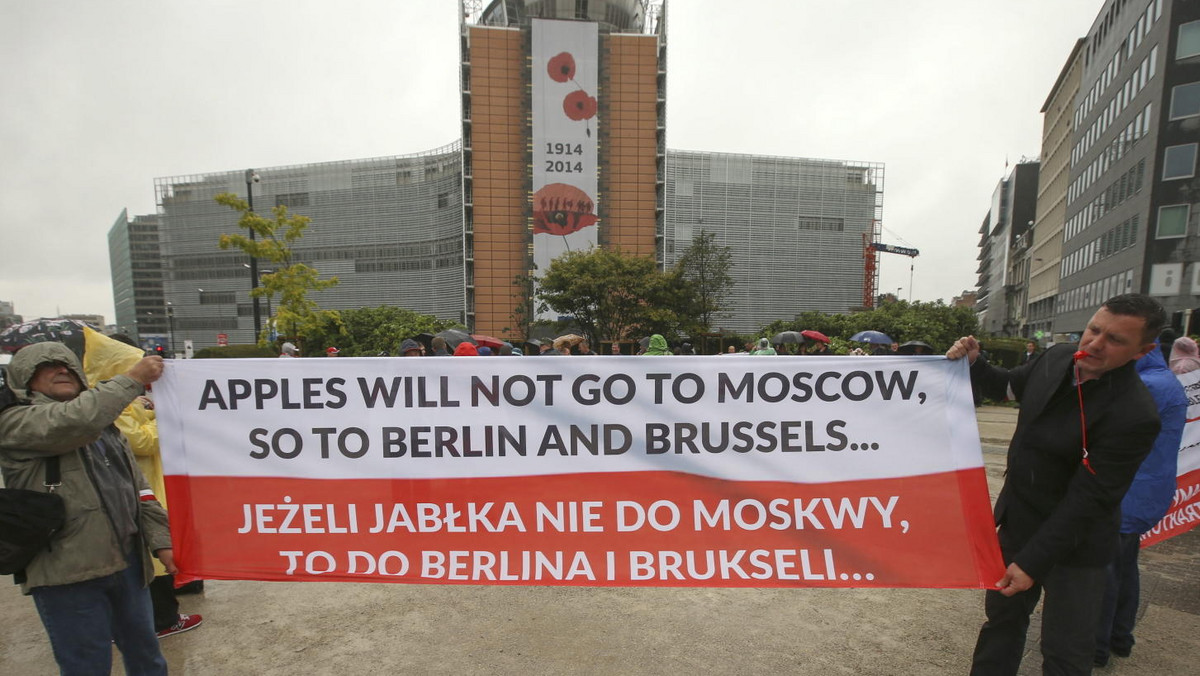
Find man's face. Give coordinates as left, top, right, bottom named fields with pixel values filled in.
left=1076, top=307, right=1155, bottom=379
left=403, top=349, right=422, bottom=357
left=29, top=362, right=82, bottom=402
left=611, top=344, right=620, bottom=354
left=1026, top=342, right=1035, bottom=352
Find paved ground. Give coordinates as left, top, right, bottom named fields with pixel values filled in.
left=1, top=405, right=1197, bottom=675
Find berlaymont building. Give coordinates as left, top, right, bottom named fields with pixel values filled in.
left=112, top=1, right=885, bottom=350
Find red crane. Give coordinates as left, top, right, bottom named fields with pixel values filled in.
left=863, top=233, right=919, bottom=308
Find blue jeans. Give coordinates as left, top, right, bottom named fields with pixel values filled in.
left=1095, top=532, right=1141, bottom=662
left=31, top=547, right=167, bottom=676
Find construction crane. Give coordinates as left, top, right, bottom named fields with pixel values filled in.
left=863, top=233, right=919, bottom=308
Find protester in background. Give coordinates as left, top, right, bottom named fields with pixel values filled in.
left=1169, top=336, right=1200, bottom=375
left=751, top=338, right=776, bottom=356
left=106, top=334, right=205, bottom=638
left=326, top=347, right=339, bottom=357
left=610, top=343, right=622, bottom=356
left=807, top=341, right=831, bottom=356
left=1094, top=339, right=1185, bottom=667
left=453, top=343, right=478, bottom=356
left=643, top=335, right=671, bottom=356
left=679, top=342, right=695, bottom=356
left=947, top=294, right=1163, bottom=675
left=478, top=346, right=493, bottom=356
left=279, top=342, right=298, bottom=358
left=0, top=343, right=173, bottom=674
left=1158, top=328, right=1179, bottom=363
left=430, top=336, right=450, bottom=356
left=399, top=339, right=423, bottom=357
left=578, top=340, right=597, bottom=356
left=1022, top=341, right=1037, bottom=364
left=726, top=345, right=737, bottom=354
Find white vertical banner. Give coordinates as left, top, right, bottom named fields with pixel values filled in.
left=532, top=18, right=599, bottom=319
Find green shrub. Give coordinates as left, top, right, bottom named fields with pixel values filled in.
left=193, top=344, right=276, bottom=359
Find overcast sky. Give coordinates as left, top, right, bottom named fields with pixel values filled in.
left=0, top=0, right=1105, bottom=323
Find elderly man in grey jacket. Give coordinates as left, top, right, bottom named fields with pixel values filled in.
left=0, top=342, right=173, bottom=675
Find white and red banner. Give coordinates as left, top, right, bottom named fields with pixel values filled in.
left=531, top=18, right=600, bottom=320
left=155, top=356, right=1003, bottom=588
left=1141, top=368, right=1200, bottom=546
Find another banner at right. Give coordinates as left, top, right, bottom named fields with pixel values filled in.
left=1141, top=368, right=1200, bottom=547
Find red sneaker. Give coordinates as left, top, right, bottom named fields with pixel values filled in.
left=156, top=613, right=203, bottom=639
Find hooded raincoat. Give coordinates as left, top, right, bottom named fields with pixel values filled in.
left=0, top=342, right=171, bottom=592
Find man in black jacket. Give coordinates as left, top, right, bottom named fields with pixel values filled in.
left=947, top=294, right=1164, bottom=676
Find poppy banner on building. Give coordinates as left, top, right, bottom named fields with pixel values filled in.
left=154, top=356, right=1004, bottom=588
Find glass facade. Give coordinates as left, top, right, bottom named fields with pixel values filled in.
left=154, top=145, right=465, bottom=349
left=663, top=150, right=884, bottom=333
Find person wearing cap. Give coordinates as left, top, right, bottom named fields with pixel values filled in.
left=946, top=293, right=1163, bottom=675
left=326, top=347, right=340, bottom=357
left=399, top=339, right=423, bottom=357
left=279, top=342, right=298, bottom=358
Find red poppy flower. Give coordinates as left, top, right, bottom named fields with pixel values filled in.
left=533, top=183, right=598, bottom=236
left=563, top=90, right=597, bottom=121
left=547, top=52, right=575, bottom=83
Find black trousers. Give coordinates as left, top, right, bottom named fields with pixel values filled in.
left=970, top=563, right=1108, bottom=676
left=148, top=574, right=180, bottom=632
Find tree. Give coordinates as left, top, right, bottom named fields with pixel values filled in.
left=215, top=193, right=339, bottom=350
left=304, top=306, right=462, bottom=357
left=673, top=231, right=734, bottom=334
left=536, top=248, right=679, bottom=346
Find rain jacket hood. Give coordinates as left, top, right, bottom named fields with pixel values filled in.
left=6, top=342, right=88, bottom=403
left=643, top=334, right=670, bottom=356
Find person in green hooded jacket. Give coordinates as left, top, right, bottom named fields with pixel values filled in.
left=0, top=341, right=173, bottom=675
left=642, top=334, right=671, bottom=355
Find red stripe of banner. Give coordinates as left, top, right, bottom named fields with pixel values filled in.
left=165, top=469, right=1003, bottom=588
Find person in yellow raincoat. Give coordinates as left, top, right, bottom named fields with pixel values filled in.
left=83, top=329, right=203, bottom=639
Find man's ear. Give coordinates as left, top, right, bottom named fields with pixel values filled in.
left=1134, top=342, right=1157, bottom=359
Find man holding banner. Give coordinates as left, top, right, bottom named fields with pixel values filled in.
left=948, top=294, right=1164, bottom=676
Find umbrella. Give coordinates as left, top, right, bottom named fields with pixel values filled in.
left=471, top=334, right=505, bottom=350
left=553, top=334, right=585, bottom=350
left=0, top=318, right=91, bottom=356
left=771, top=331, right=805, bottom=345
left=849, top=330, right=893, bottom=345
left=896, top=340, right=935, bottom=355
left=800, top=329, right=830, bottom=344
left=435, top=329, right=476, bottom=349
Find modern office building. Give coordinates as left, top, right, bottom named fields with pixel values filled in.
left=151, top=147, right=465, bottom=348
left=124, top=1, right=885, bottom=349
left=975, top=162, right=1040, bottom=335
left=1026, top=39, right=1086, bottom=341
left=108, top=209, right=167, bottom=346
left=662, top=151, right=884, bottom=332
left=1054, top=0, right=1200, bottom=334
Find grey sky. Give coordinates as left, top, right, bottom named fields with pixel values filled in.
left=0, top=0, right=1104, bottom=323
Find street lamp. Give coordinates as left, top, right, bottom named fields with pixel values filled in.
left=246, top=169, right=262, bottom=338
left=166, top=302, right=175, bottom=357
left=244, top=264, right=274, bottom=336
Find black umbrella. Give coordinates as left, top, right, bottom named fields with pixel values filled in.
left=434, top=329, right=476, bottom=349
left=771, top=331, right=805, bottom=345
left=896, top=340, right=935, bottom=355
left=0, top=318, right=91, bottom=357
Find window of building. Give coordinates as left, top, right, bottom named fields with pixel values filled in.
left=1156, top=204, right=1190, bottom=238
left=1169, top=82, right=1200, bottom=119
left=438, top=192, right=449, bottom=208
left=1179, top=21, right=1200, bottom=60
left=1163, top=144, right=1198, bottom=180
